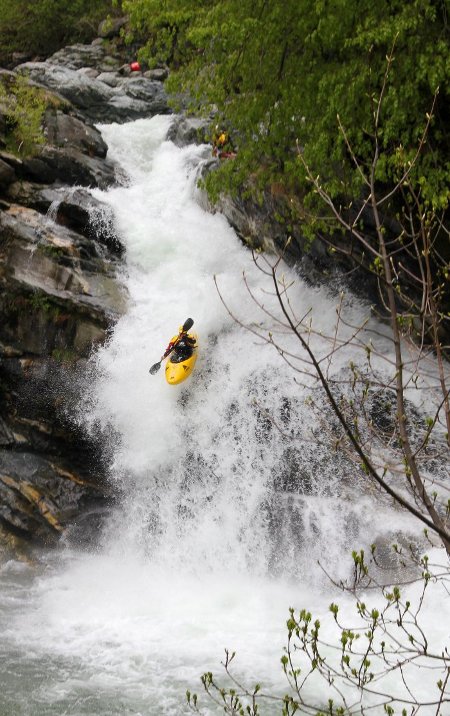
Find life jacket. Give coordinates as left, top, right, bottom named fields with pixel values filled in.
left=165, top=332, right=196, bottom=360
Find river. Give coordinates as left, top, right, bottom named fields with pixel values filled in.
left=0, top=116, right=448, bottom=715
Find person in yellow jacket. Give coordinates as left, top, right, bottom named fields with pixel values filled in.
left=162, top=327, right=196, bottom=361
left=149, top=318, right=196, bottom=375
left=212, top=126, right=235, bottom=157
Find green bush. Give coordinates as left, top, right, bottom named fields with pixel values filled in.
left=0, top=75, right=46, bottom=156
left=124, top=0, right=450, bottom=213
left=0, top=0, right=120, bottom=64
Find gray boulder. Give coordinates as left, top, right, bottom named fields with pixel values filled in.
left=0, top=449, right=106, bottom=545
left=16, top=61, right=170, bottom=123
left=48, top=145, right=116, bottom=187
left=0, top=203, right=125, bottom=326
left=43, top=109, right=108, bottom=158
left=18, top=145, right=117, bottom=189
left=6, top=181, right=121, bottom=253
left=96, top=72, right=122, bottom=88
left=47, top=43, right=109, bottom=70
left=16, top=62, right=115, bottom=115
left=144, top=67, right=169, bottom=82
left=77, top=67, right=100, bottom=79
left=167, top=116, right=210, bottom=147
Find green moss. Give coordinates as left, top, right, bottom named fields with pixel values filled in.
left=39, top=243, right=65, bottom=259
left=28, top=290, right=53, bottom=313
left=0, top=75, right=46, bottom=157
left=51, top=347, right=77, bottom=364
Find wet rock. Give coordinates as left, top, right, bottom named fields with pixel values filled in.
left=64, top=504, right=112, bottom=549
left=20, top=155, right=58, bottom=184
left=47, top=43, right=108, bottom=70
left=0, top=196, right=123, bottom=552
left=0, top=417, right=15, bottom=447
left=124, top=75, right=161, bottom=102
left=0, top=204, right=126, bottom=327
left=0, top=38, right=136, bottom=555
left=368, top=388, right=397, bottom=437
left=0, top=524, right=31, bottom=561
left=144, top=67, right=169, bottom=82
left=1, top=355, right=87, bottom=453
left=96, top=72, right=122, bottom=88
left=37, top=145, right=117, bottom=189
left=15, top=148, right=116, bottom=189
left=43, top=109, right=108, bottom=158
left=0, top=102, right=117, bottom=188
left=17, top=62, right=114, bottom=115
left=107, top=79, right=169, bottom=121
left=0, top=450, right=106, bottom=545
left=6, top=182, right=122, bottom=254
left=78, top=67, right=100, bottom=79
left=16, top=60, right=170, bottom=123
left=0, top=158, right=15, bottom=187
left=214, top=191, right=277, bottom=252
left=167, top=116, right=210, bottom=148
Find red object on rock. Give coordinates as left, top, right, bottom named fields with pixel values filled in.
left=130, top=61, right=141, bottom=72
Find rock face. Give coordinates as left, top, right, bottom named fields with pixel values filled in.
left=166, top=116, right=210, bottom=148
left=16, top=41, right=170, bottom=123
left=0, top=198, right=125, bottom=553
left=0, top=103, right=118, bottom=190
left=0, top=26, right=172, bottom=556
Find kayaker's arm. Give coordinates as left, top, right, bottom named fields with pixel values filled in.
left=162, top=342, right=176, bottom=359
left=162, top=333, right=183, bottom=359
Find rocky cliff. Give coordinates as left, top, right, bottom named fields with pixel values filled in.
left=0, top=21, right=170, bottom=558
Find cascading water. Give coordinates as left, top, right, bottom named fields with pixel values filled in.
left=0, top=116, right=448, bottom=715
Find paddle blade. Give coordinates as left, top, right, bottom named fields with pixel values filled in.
left=149, top=361, right=161, bottom=375
left=183, top=317, right=194, bottom=332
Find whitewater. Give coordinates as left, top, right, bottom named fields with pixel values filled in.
left=0, top=116, right=448, bottom=715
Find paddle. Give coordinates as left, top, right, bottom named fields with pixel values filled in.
left=149, top=318, right=194, bottom=375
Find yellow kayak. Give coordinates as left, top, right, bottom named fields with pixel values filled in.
left=165, top=332, right=198, bottom=385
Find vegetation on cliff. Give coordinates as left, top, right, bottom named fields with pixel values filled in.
left=0, top=0, right=121, bottom=65
left=125, top=0, right=449, bottom=209
left=125, top=0, right=450, bottom=348
left=0, top=75, right=48, bottom=156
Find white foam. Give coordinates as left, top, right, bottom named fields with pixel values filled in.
left=1, top=116, right=448, bottom=716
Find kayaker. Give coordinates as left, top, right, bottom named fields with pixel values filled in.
left=163, top=326, right=196, bottom=361
left=149, top=318, right=196, bottom=376
left=212, top=126, right=235, bottom=158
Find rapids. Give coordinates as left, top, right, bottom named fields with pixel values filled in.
left=0, top=116, right=447, bottom=715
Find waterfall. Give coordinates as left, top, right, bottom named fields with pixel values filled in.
left=0, top=116, right=447, bottom=716
left=82, top=115, right=395, bottom=578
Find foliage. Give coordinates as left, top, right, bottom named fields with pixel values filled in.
left=0, top=74, right=47, bottom=156
left=187, top=548, right=450, bottom=715
left=0, top=0, right=120, bottom=64
left=193, top=42, right=450, bottom=714
left=124, top=0, right=450, bottom=212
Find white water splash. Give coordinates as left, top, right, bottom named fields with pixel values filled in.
left=1, top=116, right=447, bottom=716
